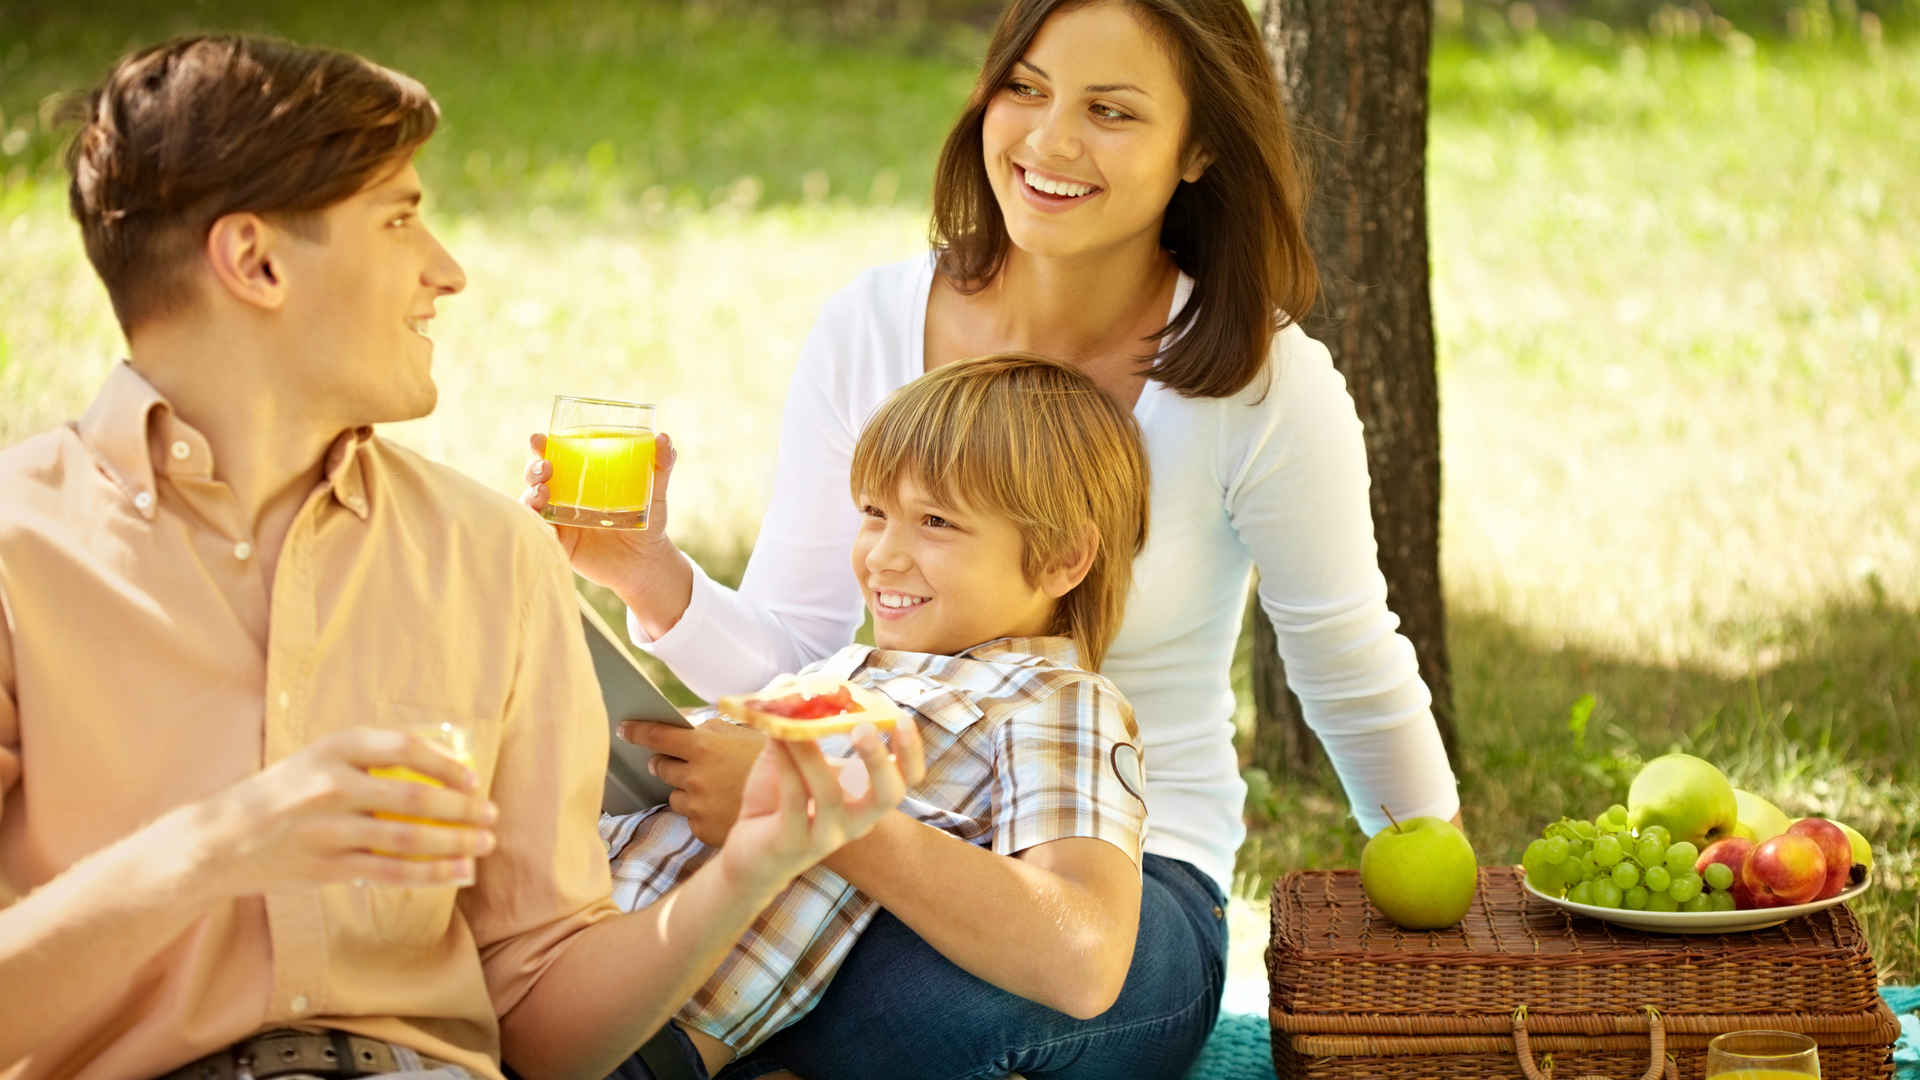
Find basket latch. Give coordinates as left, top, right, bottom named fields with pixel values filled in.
left=1510, top=1004, right=1677, bottom=1080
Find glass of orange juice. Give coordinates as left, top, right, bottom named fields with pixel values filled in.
left=541, top=395, right=656, bottom=530
left=370, top=720, right=478, bottom=877
left=1705, top=1030, right=1819, bottom=1077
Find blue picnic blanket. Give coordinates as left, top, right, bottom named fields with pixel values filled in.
left=1887, top=985, right=1920, bottom=1080
left=1188, top=988, right=1920, bottom=1080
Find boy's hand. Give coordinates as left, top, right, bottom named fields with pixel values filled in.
left=716, top=721, right=927, bottom=892
left=176, top=727, right=499, bottom=902
left=622, top=719, right=765, bottom=846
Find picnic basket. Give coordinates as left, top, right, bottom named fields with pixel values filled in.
left=1267, top=867, right=1899, bottom=1079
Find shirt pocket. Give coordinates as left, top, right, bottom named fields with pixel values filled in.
left=359, top=704, right=493, bottom=947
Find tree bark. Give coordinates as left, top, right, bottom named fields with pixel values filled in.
left=1250, top=0, right=1455, bottom=783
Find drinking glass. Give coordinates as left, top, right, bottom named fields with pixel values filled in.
left=541, top=395, right=656, bottom=530
left=369, top=719, right=479, bottom=879
left=369, top=720, right=476, bottom=812
left=1705, top=1029, right=1820, bottom=1078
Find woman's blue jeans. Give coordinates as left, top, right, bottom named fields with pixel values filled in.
left=715, top=853, right=1229, bottom=1080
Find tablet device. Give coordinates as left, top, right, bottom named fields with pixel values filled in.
left=577, top=594, right=697, bottom=816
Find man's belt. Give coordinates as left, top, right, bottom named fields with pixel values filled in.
left=159, top=1028, right=455, bottom=1079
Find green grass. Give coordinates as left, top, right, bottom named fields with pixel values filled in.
left=3, top=3, right=1916, bottom=988
left=0, top=0, right=982, bottom=215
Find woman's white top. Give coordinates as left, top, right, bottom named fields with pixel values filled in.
left=635, top=255, right=1460, bottom=890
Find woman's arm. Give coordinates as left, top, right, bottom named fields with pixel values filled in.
left=1227, top=328, right=1461, bottom=835
left=521, top=282, right=883, bottom=700
left=823, top=821, right=1139, bottom=1019
left=630, top=289, right=880, bottom=697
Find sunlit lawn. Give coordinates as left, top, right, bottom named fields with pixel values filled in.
left=4, top=1, right=1916, bottom=990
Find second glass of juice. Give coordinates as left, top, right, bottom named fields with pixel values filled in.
left=1705, top=1029, right=1820, bottom=1078
left=542, top=396, right=656, bottom=530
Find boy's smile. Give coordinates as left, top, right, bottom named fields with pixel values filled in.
left=853, top=476, right=1059, bottom=656
left=873, top=589, right=931, bottom=615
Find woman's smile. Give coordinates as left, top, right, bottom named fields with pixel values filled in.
left=1016, top=164, right=1102, bottom=208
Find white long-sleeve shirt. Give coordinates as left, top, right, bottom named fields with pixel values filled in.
left=635, top=255, right=1460, bottom=890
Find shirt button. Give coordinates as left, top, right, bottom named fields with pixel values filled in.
left=290, top=994, right=309, bottom=1014
left=133, top=491, right=155, bottom=512
left=234, top=541, right=253, bottom=561
left=169, top=440, right=191, bottom=461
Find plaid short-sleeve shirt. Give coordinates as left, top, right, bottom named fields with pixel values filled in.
left=600, top=635, right=1145, bottom=1053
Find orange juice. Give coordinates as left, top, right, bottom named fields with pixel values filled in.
left=370, top=758, right=475, bottom=827
left=369, top=721, right=476, bottom=856
left=543, top=425, right=656, bottom=529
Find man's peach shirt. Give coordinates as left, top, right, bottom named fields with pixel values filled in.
left=0, top=364, right=621, bottom=1079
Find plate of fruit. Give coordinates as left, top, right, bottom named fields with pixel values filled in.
left=1518, top=753, right=1873, bottom=934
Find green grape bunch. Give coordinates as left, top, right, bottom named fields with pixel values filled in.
left=1519, top=806, right=1740, bottom=913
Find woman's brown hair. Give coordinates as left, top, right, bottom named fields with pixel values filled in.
left=849, top=352, right=1150, bottom=670
left=65, top=35, right=439, bottom=333
left=931, top=0, right=1317, bottom=399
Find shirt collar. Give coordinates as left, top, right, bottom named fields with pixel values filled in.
left=73, top=361, right=374, bottom=521
left=74, top=362, right=168, bottom=514
left=323, top=426, right=376, bottom=520
left=954, top=635, right=1082, bottom=668
left=846, top=635, right=1082, bottom=675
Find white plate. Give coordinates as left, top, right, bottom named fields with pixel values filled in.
left=1521, top=876, right=1870, bottom=934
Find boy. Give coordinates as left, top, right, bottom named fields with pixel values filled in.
left=598, top=352, right=1152, bottom=1078
left=0, top=35, right=920, bottom=1080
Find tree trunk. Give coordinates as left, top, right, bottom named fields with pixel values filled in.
left=1250, top=0, right=1455, bottom=784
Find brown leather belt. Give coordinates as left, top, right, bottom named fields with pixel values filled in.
left=159, top=1028, right=456, bottom=1080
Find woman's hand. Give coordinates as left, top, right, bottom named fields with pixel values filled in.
left=716, top=721, right=927, bottom=891
left=622, top=719, right=766, bottom=846
left=521, top=433, right=689, bottom=633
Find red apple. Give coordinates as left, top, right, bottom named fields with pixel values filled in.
left=1787, top=818, right=1853, bottom=899
left=1743, top=833, right=1827, bottom=907
left=1696, top=837, right=1758, bottom=908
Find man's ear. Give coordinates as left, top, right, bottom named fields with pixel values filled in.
left=204, top=212, right=289, bottom=312
left=1037, top=524, right=1100, bottom=600
left=1181, top=143, right=1214, bottom=185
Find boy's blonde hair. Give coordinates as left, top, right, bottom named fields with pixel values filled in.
left=849, top=352, right=1150, bottom=670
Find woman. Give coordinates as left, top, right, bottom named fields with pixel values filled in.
left=528, top=0, right=1460, bottom=1075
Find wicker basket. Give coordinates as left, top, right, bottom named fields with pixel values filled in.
left=1267, top=868, right=1899, bottom=1080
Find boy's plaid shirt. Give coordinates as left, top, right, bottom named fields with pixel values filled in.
left=600, top=635, right=1146, bottom=1053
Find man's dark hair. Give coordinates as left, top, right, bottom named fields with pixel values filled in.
left=65, top=35, right=439, bottom=332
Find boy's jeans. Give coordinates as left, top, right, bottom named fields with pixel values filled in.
left=716, top=854, right=1229, bottom=1080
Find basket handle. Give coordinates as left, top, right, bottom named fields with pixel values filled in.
left=1510, top=1004, right=1677, bottom=1080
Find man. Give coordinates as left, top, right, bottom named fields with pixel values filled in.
left=0, top=35, right=921, bottom=1080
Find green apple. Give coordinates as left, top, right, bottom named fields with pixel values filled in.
left=1627, top=753, right=1739, bottom=848
left=1360, top=808, right=1478, bottom=930
left=1835, top=820, right=1874, bottom=879
left=1733, top=787, right=1792, bottom=843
